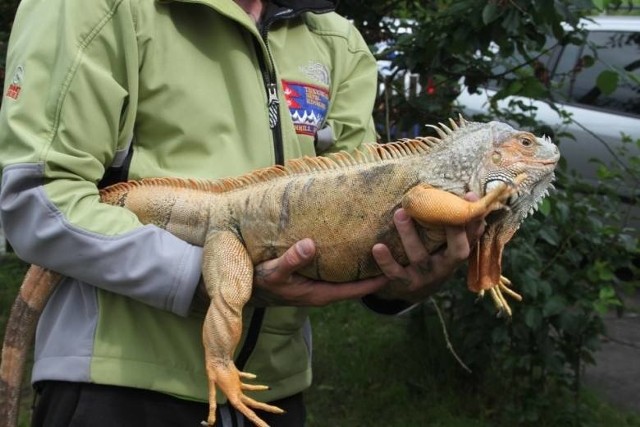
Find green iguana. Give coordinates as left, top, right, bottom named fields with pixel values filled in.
left=0, top=118, right=559, bottom=427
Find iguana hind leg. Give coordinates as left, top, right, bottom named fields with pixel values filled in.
left=469, top=223, right=522, bottom=316
left=201, top=231, right=284, bottom=427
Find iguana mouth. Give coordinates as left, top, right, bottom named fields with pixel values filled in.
left=538, top=158, right=559, bottom=165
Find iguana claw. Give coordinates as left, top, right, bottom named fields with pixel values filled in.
left=203, top=360, right=284, bottom=427
left=477, top=276, right=522, bottom=317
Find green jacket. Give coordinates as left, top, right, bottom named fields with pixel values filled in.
left=0, top=0, right=377, bottom=403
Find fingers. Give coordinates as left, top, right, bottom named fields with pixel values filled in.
left=393, top=209, right=429, bottom=263
left=439, top=193, right=484, bottom=267
left=276, top=238, right=316, bottom=275
left=254, top=239, right=316, bottom=287
left=252, top=238, right=388, bottom=307
left=443, top=224, right=471, bottom=263
left=371, top=195, right=486, bottom=303
left=371, top=242, right=404, bottom=281
left=463, top=192, right=486, bottom=244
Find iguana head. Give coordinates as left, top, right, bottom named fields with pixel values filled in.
left=479, top=120, right=560, bottom=223
left=423, top=118, right=560, bottom=221
left=407, top=118, right=560, bottom=315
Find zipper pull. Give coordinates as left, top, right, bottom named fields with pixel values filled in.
left=267, top=83, right=279, bottom=129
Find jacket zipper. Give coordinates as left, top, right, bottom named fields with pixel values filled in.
left=258, top=22, right=284, bottom=166
left=235, top=18, right=286, bottom=373
left=256, top=4, right=334, bottom=164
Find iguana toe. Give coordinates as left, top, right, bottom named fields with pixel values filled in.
left=477, top=276, right=522, bottom=317
left=205, top=361, right=282, bottom=427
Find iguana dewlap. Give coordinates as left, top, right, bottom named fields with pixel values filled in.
left=0, top=118, right=559, bottom=427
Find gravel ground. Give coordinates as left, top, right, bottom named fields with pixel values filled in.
left=584, top=292, right=640, bottom=414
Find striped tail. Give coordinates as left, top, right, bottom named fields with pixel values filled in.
left=0, top=266, right=62, bottom=427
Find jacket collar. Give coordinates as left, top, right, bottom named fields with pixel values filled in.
left=157, top=0, right=336, bottom=14
left=262, top=0, right=335, bottom=27
left=271, top=0, right=336, bottom=11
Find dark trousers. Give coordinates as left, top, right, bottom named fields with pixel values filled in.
left=32, top=381, right=306, bottom=427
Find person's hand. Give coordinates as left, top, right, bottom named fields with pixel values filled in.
left=250, top=238, right=389, bottom=307
left=371, top=192, right=485, bottom=304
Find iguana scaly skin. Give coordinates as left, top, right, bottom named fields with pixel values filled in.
left=0, top=118, right=559, bottom=427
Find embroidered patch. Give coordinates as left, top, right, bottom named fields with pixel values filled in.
left=299, top=61, right=331, bottom=86
left=5, top=65, right=24, bottom=100
left=282, top=80, right=329, bottom=137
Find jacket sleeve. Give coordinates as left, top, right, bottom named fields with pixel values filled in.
left=318, top=19, right=378, bottom=154
left=0, top=0, right=201, bottom=316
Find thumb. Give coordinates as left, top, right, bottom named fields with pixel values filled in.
left=270, top=239, right=317, bottom=280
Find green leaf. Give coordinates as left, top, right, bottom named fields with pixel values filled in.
left=481, top=3, right=501, bottom=25
left=599, top=286, right=614, bottom=299
left=596, top=70, right=619, bottom=95
left=581, top=55, right=595, bottom=68
left=521, top=279, right=539, bottom=299
left=559, top=311, right=582, bottom=334
left=538, top=228, right=559, bottom=246
left=501, top=9, right=520, bottom=33
left=491, top=326, right=509, bottom=344
left=538, top=198, right=551, bottom=216
left=524, top=307, right=542, bottom=329
left=507, top=80, right=524, bottom=94
left=543, top=296, right=566, bottom=317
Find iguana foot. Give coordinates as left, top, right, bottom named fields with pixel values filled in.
left=481, top=173, right=528, bottom=212
left=478, top=276, right=522, bottom=317
left=202, top=360, right=284, bottom=427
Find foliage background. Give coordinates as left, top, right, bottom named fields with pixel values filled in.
left=328, top=0, right=640, bottom=425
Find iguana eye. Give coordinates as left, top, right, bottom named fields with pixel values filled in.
left=520, top=137, right=534, bottom=147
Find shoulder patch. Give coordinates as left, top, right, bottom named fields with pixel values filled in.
left=282, top=80, right=329, bottom=137
left=5, top=65, right=24, bottom=100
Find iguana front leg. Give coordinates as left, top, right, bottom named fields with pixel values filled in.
left=401, top=181, right=514, bottom=227
left=200, top=231, right=284, bottom=427
left=401, top=181, right=523, bottom=315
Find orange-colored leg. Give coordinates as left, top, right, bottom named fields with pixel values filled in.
left=468, top=222, right=522, bottom=316
left=200, top=232, right=284, bottom=427
left=401, top=182, right=514, bottom=227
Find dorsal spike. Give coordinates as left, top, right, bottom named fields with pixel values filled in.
left=416, top=136, right=436, bottom=147
left=101, top=130, right=453, bottom=198
left=438, top=122, right=454, bottom=135
left=426, top=124, right=448, bottom=139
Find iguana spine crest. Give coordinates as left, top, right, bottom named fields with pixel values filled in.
left=103, top=133, right=446, bottom=197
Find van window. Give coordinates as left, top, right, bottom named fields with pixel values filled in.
left=485, top=29, right=640, bottom=119
left=568, top=30, right=640, bottom=117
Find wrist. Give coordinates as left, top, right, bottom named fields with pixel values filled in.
left=361, top=293, right=415, bottom=315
